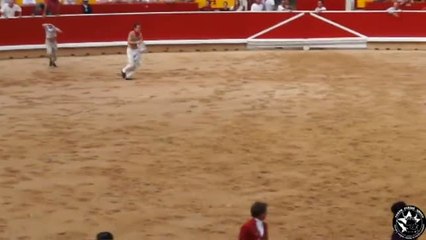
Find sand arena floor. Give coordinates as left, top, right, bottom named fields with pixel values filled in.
left=0, top=50, right=426, bottom=240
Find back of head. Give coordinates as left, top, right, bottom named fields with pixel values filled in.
left=97, top=232, right=114, bottom=240
left=391, top=201, right=407, bottom=215
left=251, top=201, right=268, bottom=219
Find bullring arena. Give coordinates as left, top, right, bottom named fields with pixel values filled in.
left=1, top=5, right=426, bottom=240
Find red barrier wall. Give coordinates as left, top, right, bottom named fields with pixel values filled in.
left=256, top=14, right=356, bottom=38
left=0, top=12, right=425, bottom=47
left=0, top=13, right=295, bottom=46
left=323, top=12, right=426, bottom=37
left=21, top=2, right=199, bottom=16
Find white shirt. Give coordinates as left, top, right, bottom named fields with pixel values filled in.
left=44, top=24, right=58, bottom=39
left=22, top=0, right=36, bottom=4
left=314, top=6, right=326, bottom=12
left=387, top=6, right=401, bottom=14
left=62, top=0, right=75, bottom=5
left=240, top=0, right=248, bottom=9
left=264, top=0, right=274, bottom=11
left=234, top=5, right=244, bottom=11
left=277, top=5, right=291, bottom=11
left=0, top=0, right=9, bottom=6
left=254, top=218, right=264, bottom=237
left=0, top=3, right=21, bottom=18
left=251, top=3, right=264, bottom=11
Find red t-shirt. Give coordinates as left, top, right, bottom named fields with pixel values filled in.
left=45, top=0, right=60, bottom=14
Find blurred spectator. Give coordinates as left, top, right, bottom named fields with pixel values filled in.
left=397, top=0, right=413, bottom=6
left=314, top=0, right=326, bottom=12
left=239, top=202, right=269, bottom=240
left=22, top=0, right=36, bottom=4
left=0, top=0, right=9, bottom=6
left=277, top=0, right=291, bottom=10
left=264, top=0, right=275, bottom=10
left=0, top=0, right=21, bottom=18
left=82, top=0, right=92, bottom=13
left=221, top=0, right=230, bottom=10
left=232, top=0, right=245, bottom=10
left=62, top=0, right=76, bottom=5
left=240, top=0, right=248, bottom=10
left=250, top=0, right=264, bottom=11
left=32, top=3, right=45, bottom=15
left=200, top=0, right=214, bottom=10
left=387, top=1, right=401, bottom=16
left=43, top=0, right=60, bottom=15
left=97, top=232, right=114, bottom=240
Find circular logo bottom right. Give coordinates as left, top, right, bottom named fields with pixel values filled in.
left=393, top=205, right=426, bottom=240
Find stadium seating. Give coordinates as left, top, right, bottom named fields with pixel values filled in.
left=20, top=2, right=199, bottom=16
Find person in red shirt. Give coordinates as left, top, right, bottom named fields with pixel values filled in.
left=239, top=202, right=269, bottom=240
left=43, top=0, right=60, bottom=16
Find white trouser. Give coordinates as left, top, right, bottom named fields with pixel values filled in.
left=122, top=47, right=141, bottom=78
left=46, top=39, right=57, bottom=61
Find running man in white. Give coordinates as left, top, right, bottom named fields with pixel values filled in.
left=42, top=23, right=62, bottom=67
left=121, top=23, right=145, bottom=80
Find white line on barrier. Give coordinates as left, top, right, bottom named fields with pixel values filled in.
left=368, top=37, right=426, bottom=42
left=309, top=12, right=367, bottom=38
left=1, top=37, right=426, bottom=52
left=247, top=13, right=305, bottom=40
left=0, top=39, right=248, bottom=51
left=248, top=37, right=366, bottom=42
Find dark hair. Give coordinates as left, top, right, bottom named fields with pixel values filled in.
left=251, top=202, right=267, bottom=218
left=97, top=232, right=114, bottom=240
left=133, top=23, right=141, bottom=29
left=391, top=201, right=407, bottom=215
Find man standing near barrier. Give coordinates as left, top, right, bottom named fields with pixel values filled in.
left=121, top=23, right=145, bottom=80
left=42, top=23, right=62, bottom=67
left=0, top=0, right=22, bottom=18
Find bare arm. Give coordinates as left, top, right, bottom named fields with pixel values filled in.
left=127, top=31, right=140, bottom=45
left=42, top=23, right=62, bottom=33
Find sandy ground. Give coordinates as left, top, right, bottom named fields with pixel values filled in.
left=0, top=50, right=426, bottom=240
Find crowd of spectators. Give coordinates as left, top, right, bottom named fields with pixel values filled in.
left=1, top=0, right=425, bottom=18
left=200, top=0, right=327, bottom=12
left=0, top=0, right=94, bottom=17
left=201, top=0, right=292, bottom=11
